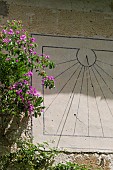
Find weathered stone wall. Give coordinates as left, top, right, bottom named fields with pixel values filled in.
left=1, top=0, right=113, bottom=169
left=1, top=0, right=113, bottom=38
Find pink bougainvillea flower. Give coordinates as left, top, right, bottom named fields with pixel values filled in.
left=45, top=55, right=50, bottom=59
left=16, top=30, right=20, bottom=34
left=20, top=34, right=26, bottom=41
left=8, top=29, right=14, bottom=35
left=29, top=104, right=34, bottom=112
left=41, top=77, right=46, bottom=85
left=2, top=29, right=7, bottom=34
left=30, top=37, right=35, bottom=42
left=22, top=29, right=26, bottom=32
left=16, top=40, right=21, bottom=44
left=16, top=89, right=22, bottom=95
left=47, top=76, right=54, bottom=80
left=24, top=71, right=33, bottom=77
left=20, top=95, right=24, bottom=101
left=6, top=58, right=11, bottom=61
left=3, top=38, right=11, bottom=43
left=29, top=49, right=33, bottom=53
left=23, top=80, right=28, bottom=84
left=31, top=87, right=40, bottom=96
left=33, top=51, right=37, bottom=55
left=27, top=86, right=40, bottom=97
left=27, top=71, right=33, bottom=76
left=29, top=44, right=33, bottom=47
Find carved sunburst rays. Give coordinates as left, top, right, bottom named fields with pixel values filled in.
left=43, top=47, right=113, bottom=147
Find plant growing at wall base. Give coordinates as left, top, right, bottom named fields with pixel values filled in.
left=0, top=140, right=93, bottom=170
left=0, top=140, right=57, bottom=170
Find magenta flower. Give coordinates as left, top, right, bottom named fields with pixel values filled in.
left=16, top=59, right=18, bottom=62
left=12, top=84, right=17, bottom=89
left=3, top=38, right=11, bottom=43
left=47, top=76, right=54, bottom=80
left=46, top=55, right=50, bottom=59
left=27, top=86, right=40, bottom=97
left=18, top=82, right=22, bottom=86
left=33, top=88, right=40, bottom=96
left=20, top=34, right=26, bottom=41
left=6, top=58, right=11, bottom=61
left=33, top=51, right=37, bottom=55
left=16, top=40, right=21, bottom=44
left=2, top=29, right=7, bottom=34
left=29, top=49, right=33, bottom=53
left=16, top=89, right=22, bottom=95
left=30, top=37, right=35, bottom=42
left=29, top=104, right=34, bottom=112
left=42, top=77, right=46, bottom=85
left=23, top=47, right=26, bottom=52
left=29, top=44, right=33, bottom=47
left=24, top=71, right=33, bottom=77
left=22, top=29, right=26, bottom=32
left=8, top=29, right=14, bottom=35
left=27, top=71, right=33, bottom=77
left=16, top=30, right=20, bottom=34
left=20, top=95, right=24, bottom=101
left=23, top=80, right=28, bottom=84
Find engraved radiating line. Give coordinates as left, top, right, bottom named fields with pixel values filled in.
left=56, top=59, right=77, bottom=65
left=55, top=62, right=78, bottom=79
left=93, top=65, right=113, bottom=95
left=88, top=67, right=104, bottom=137
left=56, top=66, right=83, bottom=147
left=85, top=55, right=90, bottom=136
left=95, top=63, right=113, bottom=79
left=73, top=67, right=85, bottom=135
left=91, top=67, right=113, bottom=118
left=86, top=67, right=90, bottom=136
left=56, top=65, right=82, bottom=134
left=44, top=63, right=80, bottom=113
left=96, top=60, right=113, bottom=66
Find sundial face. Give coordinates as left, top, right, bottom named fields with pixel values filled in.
left=77, top=48, right=96, bottom=67
left=32, top=35, right=113, bottom=152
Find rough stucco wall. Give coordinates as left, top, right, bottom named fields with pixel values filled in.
left=1, top=0, right=113, bottom=169
left=1, top=1, right=113, bottom=38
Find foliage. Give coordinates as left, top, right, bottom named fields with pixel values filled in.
left=50, top=162, right=91, bottom=170
left=0, top=140, right=57, bottom=170
left=0, top=140, right=91, bottom=170
left=0, top=20, right=55, bottom=118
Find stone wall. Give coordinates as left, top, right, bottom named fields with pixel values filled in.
left=1, top=0, right=113, bottom=169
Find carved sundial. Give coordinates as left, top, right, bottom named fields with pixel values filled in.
left=77, top=48, right=96, bottom=67
left=32, top=35, right=113, bottom=152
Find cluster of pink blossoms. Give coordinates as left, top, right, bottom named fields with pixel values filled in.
left=24, top=71, right=33, bottom=77
left=42, top=76, right=54, bottom=85
left=3, top=38, right=11, bottom=44
left=10, top=78, right=40, bottom=114
left=26, top=86, right=40, bottom=97
left=2, top=28, right=36, bottom=44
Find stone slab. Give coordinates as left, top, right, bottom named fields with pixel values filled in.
left=32, top=34, right=113, bottom=152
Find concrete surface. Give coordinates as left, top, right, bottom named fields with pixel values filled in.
left=32, top=34, right=113, bottom=153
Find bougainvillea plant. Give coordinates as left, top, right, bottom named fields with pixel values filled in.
left=0, top=20, right=55, bottom=118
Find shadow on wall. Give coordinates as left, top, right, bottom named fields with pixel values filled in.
left=32, top=47, right=113, bottom=101
left=0, top=1, right=9, bottom=17
left=31, top=34, right=113, bottom=101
